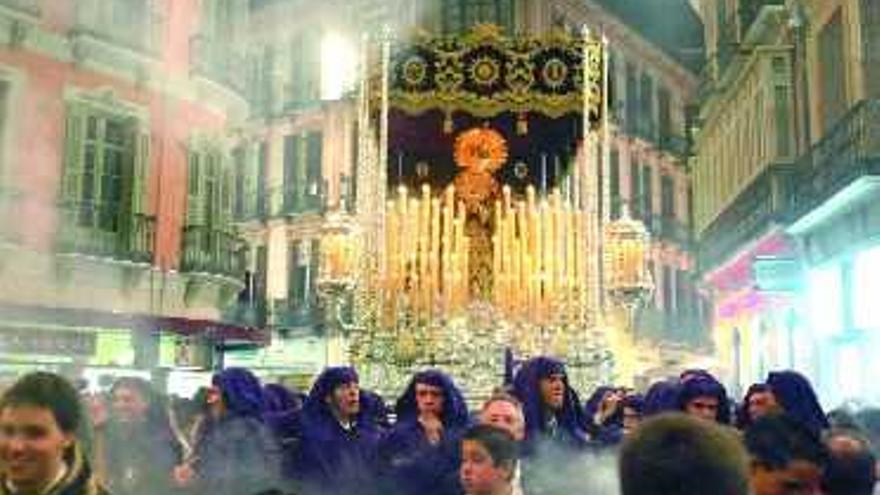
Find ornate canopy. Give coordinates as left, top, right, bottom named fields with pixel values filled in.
left=386, top=24, right=603, bottom=122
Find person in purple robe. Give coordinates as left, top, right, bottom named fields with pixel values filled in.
left=510, top=356, right=589, bottom=453
left=293, top=366, right=381, bottom=495
left=262, top=383, right=304, bottom=483
left=766, top=370, right=828, bottom=437
left=583, top=386, right=625, bottom=445
left=379, top=369, right=470, bottom=495
left=677, top=373, right=732, bottom=424
left=642, top=379, right=681, bottom=417
left=360, top=388, right=392, bottom=432
left=735, top=383, right=778, bottom=430
left=181, top=367, right=282, bottom=495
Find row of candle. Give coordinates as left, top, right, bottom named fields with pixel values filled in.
left=492, top=185, right=589, bottom=326
left=382, top=184, right=470, bottom=327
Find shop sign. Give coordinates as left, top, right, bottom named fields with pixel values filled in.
left=0, top=328, right=96, bottom=356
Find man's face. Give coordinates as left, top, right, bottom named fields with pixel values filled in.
left=415, top=383, right=444, bottom=418
left=539, top=374, right=565, bottom=410
left=748, top=391, right=779, bottom=422
left=111, top=385, right=149, bottom=423
left=205, top=386, right=225, bottom=420
left=751, top=460, right=823, bottom=495
left=685, top=396, right=719, bottom=422
left=460, top=439, right=511, bottom=495
left=327, top=381, right=360, bottom=420
left=480, top=400, right=525, bottom=441
left=0, top=405, right=73, bottom=492
left=622, top=406, right=640, bottom=435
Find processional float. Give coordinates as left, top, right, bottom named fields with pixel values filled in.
left=316, top=24, right=653, bottom=400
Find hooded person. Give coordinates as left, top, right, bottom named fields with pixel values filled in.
left=677, top=374, right=732, bottom=424
left=93, top=377, right=183, bottom=495
left=620, top=393, right=645, bottom=438
left=583, top=387, right=625, bottom=446
left=642, top=380, right=682, bottom=417
left=294, top=366, right=381, bottom=495
left=735, top=383, right=778, bottom=430
left=262, top=383, right=304, bottom=482
left=766, top=370, right=829, bottom=437
left=510, top=356, right=589, bottom=453
left=181, top=368, right=282, bottom=495
left=379, top=370, right=470, bottom=495
left=360, top=388, right=392, bottom=432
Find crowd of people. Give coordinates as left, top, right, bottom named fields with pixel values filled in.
left=0, top=357, right=878, bottom=495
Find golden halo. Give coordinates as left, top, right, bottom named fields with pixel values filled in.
left=453, top=127, right=509, bottom=173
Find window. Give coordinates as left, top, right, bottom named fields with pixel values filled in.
left=61, top=101, right=147, bottom=236
left=661, top=175, right=675, bottom=218
left=255, top=245, right=268, bottom=303
left=610, top=148, right=621, bottom=219
left=818, top=9, right=847, bottom=133
left=608, top=50, right=621, bottom=122
left=662, top=266, right=673, bottom=313
left=676, top=269, right=689, bottom=319
left=283, top=134, right=299, bottom=210
left=283, top=131, right=323, bottom=213
left=288, top=239, right=319, bottom=309
left=639, top=72, right=655, bottom=141
left=233, top=146, right=246, bottom=219
left=257, top=141, right=267, bottom=216
left=625, top=63, right=638, bottom=134
left=658, top=86, right=672, bottom=146
left=185, top=147, right=235, bottom=273
left=629, top=159, right=641, bottom=218
left=642, top=164, right=654, bottom=222
left=442, top=0, right=515, bottom=34
left=0, top=81, right=9, bottom=181
left=862, top=0, right=880, bottom=99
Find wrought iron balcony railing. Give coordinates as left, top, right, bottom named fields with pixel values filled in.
left=234, top=184, right=326, bottom=223
left=698, top=163, right=796, bottom=271
left=56, top=207, right=155, bottom=264
left=180, top=226, right=245, bottom=278
left=271, top=298, right=320, bottom=330
left=792, top=99, right=880, bottom=219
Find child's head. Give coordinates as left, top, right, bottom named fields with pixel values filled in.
left=460, top=424, right=518, bottom=495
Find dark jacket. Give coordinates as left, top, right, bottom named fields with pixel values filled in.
left=0, top=443, right=110, bottom=495
left=294, top=367, right=382, bottom=495
left=379, top=370, right=469, bottom=495
left=96, top=419, right=181, bottom=495
left=511, top=357, right=590, bottom=454
left=192, top=368, right=282, bottom=495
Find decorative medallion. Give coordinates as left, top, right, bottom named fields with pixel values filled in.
left=402, top=56, right=428, bottom=86
left=453, top=126, right=509, bottom=173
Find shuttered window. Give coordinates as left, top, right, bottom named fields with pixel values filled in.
left=60, top=100, right=149, bottom=258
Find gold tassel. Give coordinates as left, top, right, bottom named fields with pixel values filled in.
left=443, top=113, right=453, bottom=134
left=517, top=113, right=528, bottom=135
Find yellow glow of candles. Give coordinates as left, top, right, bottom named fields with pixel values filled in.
left=380, top=183, right=473, bottom=329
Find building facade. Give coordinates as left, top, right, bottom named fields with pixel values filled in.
left=694, top=0, right=880, bottom=407
left=0, top=0, right=257, bottom=393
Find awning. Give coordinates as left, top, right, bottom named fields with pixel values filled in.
left=0, top=303, right=270, bottom=345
